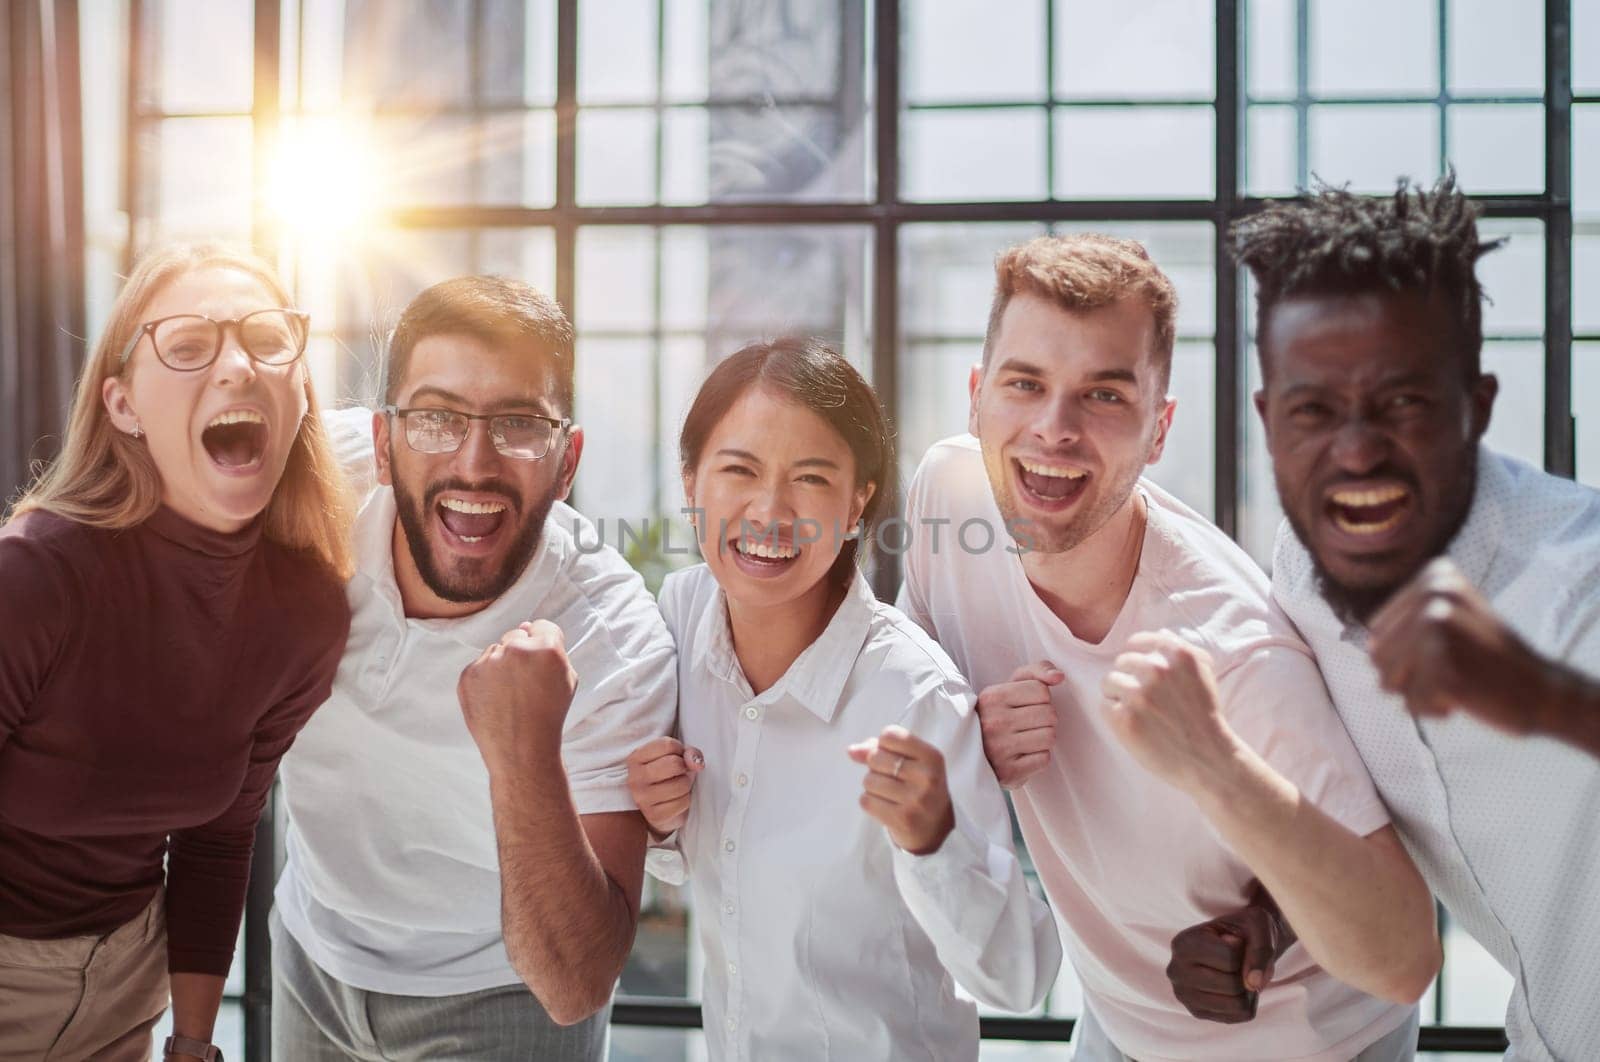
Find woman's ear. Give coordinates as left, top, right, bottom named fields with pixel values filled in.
left=850, top=480, right=877, bottom=530
left=102, top=375, right=142, bottom=437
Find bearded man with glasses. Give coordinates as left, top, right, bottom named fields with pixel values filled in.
left=270, top=276, right=676, bottom=1059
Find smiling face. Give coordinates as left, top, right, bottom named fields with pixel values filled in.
left=686, top=387, right=873, bottom=614
left=375, top=332, right=580, bottom=609
left=102, top=266, right=309, bottom=532
left=969, top=292, right=1174, bottom=554
left=1255, top=288, right=1496, bottom=623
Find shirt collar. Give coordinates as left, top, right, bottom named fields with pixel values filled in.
left=699, top=567, right=878, bottom=723
left=1442, top=444, right=1510, bottom=589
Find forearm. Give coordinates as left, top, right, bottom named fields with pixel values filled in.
left=1192, top=747, right=1439, bottom=1003
left=168, top=972, right=225, bottom=1043
left=1537, top=661, right=1600, bottom=759
left=488, top=752, right=639, bottom=1024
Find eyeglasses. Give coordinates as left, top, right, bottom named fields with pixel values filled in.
left=384, top=406, right=571, bottom=461
left=120, top=310, right=311, bottom=372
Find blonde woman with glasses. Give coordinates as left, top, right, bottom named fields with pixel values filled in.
left=0, top=244, right=354, bottom=1062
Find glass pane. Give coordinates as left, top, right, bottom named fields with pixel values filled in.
left=1247, top=104, right=1300, bottom=195
left=1240, top=307, right=1281, bottom=568
left=662, top=0, right=709, bottom=101
left=144, top=117, right=253, bottom=243
left=372, top=115, right=477, bottom=207
left=579, top=0, right=658, bottom=103
left=1247, top=0, right=1297, bottom=99
left=1576, top=230, right=1600, bottom=336
left=1309, top=104, right=1440, bottom=193
left=482, top=0, right=558, bottom=106
left=141, top=0, right=253, bottom=114
left=578, top=109, right=659, bottom=206
left=339, top=1, right=472, bottom=106
left=901, top=222, right=1048, bottom=341
left=576, top=227, right=658, bottom=332
left=1578, top=343, right=1600, bottom=488
left=1149, top=341, right=1216, bottom=518
left=903, top=109, right=1049, bottom=202
left=662, top=108, right=709, bottom=205
left=704, top=104, right=862, bottom=202
left=899, top=340, right=983, bottom=488
left=1054, top=0, right=1214, bottom=100
left=905, top=0, right=1047, bottom=103
left=1576, top=0, right=1600, bottom=95
left=1476, top=220, right=1544, bottom=337
left=1310, top=0, right=1438, bottom=98
left=1481, top=341, right=1545, bottom=469
left=476, top=110, right=557, bottom=207
left=1440, top=915, right=1516, bottom=1024
left=1576, top=105, right=1600, bottom=219
left=1447, top=104, right=1544, bottom=194
left=1447, top=0, right=1544, bottom=96
left=1053, top=106, right=1214, bottom=199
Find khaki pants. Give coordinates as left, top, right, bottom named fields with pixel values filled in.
left=0, top=889, right=170, bottom=1062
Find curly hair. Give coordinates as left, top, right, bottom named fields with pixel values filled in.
left=1229, top=173, right=1504, bottom=379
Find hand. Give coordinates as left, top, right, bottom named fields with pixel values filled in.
left=626, top=737, right=704, bottom=838
left=1369, top=558, right=1556, bottom=735
left=847, top=725, right=956, bottom=855
left=1101, top=631, right=1243, bottom=797
left=457, top=620, right=578, bottom=773
left=975, top=661, right=1063, bottom=789
left=1166, top=881, right=1296, bottom=1024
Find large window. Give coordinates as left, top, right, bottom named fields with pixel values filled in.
left=85, top=0, right=1590, bottom=1056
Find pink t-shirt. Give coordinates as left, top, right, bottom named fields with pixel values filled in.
left=897, top=436, right=1412, bottom=1062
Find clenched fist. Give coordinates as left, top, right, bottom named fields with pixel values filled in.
left=1166, top=881, right=1297, bottom=1024
left=847, top=725, right=955, bottom=856
left=626, top=737, right=704, bottom=839
left=1101, top=631, right=1243, bottom=797
left=975, top=661, right=1064, bottom=789
left=457, top=620, right=577, bottom=774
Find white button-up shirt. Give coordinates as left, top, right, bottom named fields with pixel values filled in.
left=1274, top=448, right=1600, bottom=1061
left=274, top=408, right=677, bottom=995
left=648, top=564, right=1061, bottom=1061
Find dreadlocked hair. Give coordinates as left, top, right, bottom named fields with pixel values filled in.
left=1229, top=172, right=1504, bottom=379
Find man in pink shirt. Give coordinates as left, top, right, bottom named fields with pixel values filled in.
left=896, top=234, right=1438, bottom=1061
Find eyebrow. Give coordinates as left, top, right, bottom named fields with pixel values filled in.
left=994, top=359, right=1141, bottom=387
left=406, top=386, right=551, bottom=415
left=715, top=448, right=841, bottom=470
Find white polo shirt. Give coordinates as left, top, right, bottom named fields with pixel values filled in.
left=273, top=408, right=677, bottom=995
left=648, top=563, right=1061, bottom=1061
left=1274, top=447, right=1600, bottom=1062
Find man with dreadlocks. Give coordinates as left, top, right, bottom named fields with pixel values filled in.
left=1165, top=175, right=1600, bottom=1059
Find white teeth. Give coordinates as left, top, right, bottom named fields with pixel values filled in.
left=439, top=498, right=507, bottom=515
left=206, top=409, right=266, bottom=429
left=1332, top=510, right=1406, bottom=536
left=1330, top=485, right=1409, bottom=508
left=1019, top=459, right=1085, bottom=480
left=736, top=539, right=798, bottom=560
left=460, top=536, right=483, bottom=543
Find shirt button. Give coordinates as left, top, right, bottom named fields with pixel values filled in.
left=735, top=772, right=749, bottom=787
left=724, top=839, right=736, bottom=852
left=728, top=962, right=738, bottom=976
left=723, top=900, right=736, bottom=915
left=743, top=705, right=759, bottom=720
left=726, top=1017, right=737, bottom=1031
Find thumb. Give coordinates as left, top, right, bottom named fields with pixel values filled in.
left=1012, top=659, right=1066, bottom=686
left=1241, top=933, right=1277, bottom=992
left=684, top=746, right=705, bottom=772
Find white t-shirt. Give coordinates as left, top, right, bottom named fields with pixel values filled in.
left=1274, top=447, right=1600, bottom=1062
left=898, top=435, right=1411, bottom=1062
left=273, top=407, right=677, bottom=995
left=648, top=563, right=1061, bottom=1061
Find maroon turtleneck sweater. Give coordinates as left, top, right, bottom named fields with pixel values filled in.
left=0, top=505, right=349, bottom=975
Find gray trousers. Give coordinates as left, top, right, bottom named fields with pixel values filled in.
left=270, top=910, right=609, bottom=1061
left=1071, top=1004, right=1421, bottom=1062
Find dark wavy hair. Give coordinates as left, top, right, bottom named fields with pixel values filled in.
left=1229, top=173, right=1504, bottom=380
left=679, top=337, right=893, bottom=587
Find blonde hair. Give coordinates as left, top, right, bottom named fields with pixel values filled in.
left=984, top=233, right=1180, bottom=389
left=6, top=243, right=354, bottom=580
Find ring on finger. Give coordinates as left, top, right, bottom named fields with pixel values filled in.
left=892, top=754, right=906, bottom=779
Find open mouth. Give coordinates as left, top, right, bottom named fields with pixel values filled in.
left=435, top=496, right=509, bottom=547
left=728, top=534, right=801, bottom=579
left=1325, top=483, right=1414, bottom=538
left=201, top=409, right=268, bottom=472
left=1014, top=458, right=1089, bottom=510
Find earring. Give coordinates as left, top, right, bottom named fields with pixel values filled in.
left=131, top=423, right=144, bottom=439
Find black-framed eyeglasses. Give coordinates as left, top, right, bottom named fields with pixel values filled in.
left=384, top=405, right=572, bottom=461
left=119, top=310, right=311, bottom=372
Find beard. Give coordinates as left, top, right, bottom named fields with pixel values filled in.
left=392, top=464, right=556, bottom=605
left=1282, top=445, right=1480, bottom=628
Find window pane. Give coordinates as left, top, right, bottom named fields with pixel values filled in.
left=904, top=109, right=1049, bottom=202
left=1579, top=343, right=1600, bottom=488
left=1576, top=0, right=1600, bottom=94
left=1576, top=231, right=1600, bottom=336
left=662, top=0, right=709, bottom=101
left=1481, top=341, right=1545, bottom=468
left=578, top=109, right=659, bottom=205
left=578, top=0, right=658, bottom=103
left=1247, top=104, right=1300, bottom=195
left=1447, top=0, right=1544, bottom=96
left=476, top=110, right=558, bottom=207
left=372, top=115, right=478, bottom=207
left=1247, top=0, right=1298, bottom=99
left=1440, top=915, right=1516, bottom=1024
left=1576, top=105, right=1600, bottom=219
left=1447, top=104, right=1544, bottom=194
left=906, top=0, right=1047, bottom=103
left=143, top=117, right=253, bottom=244
left=1477, top=220, right=1544, bottom=337
left=340, top=1, right=472, bottom=107
left=1053, top=0, right=1214, bottom=101
left=482, top=0, right=558, bottom=106
left=1149, top=341, right=1216, bottom=518
left=1239, top=304, right=1281, bottom=567
left=141, top=0, right=253, bottom=113
left=1309, top=104, right=1440, bottom=192
left=1310, top=0, right=1438, bottom=97
left=1053, top=106, right=1215, bottom=199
